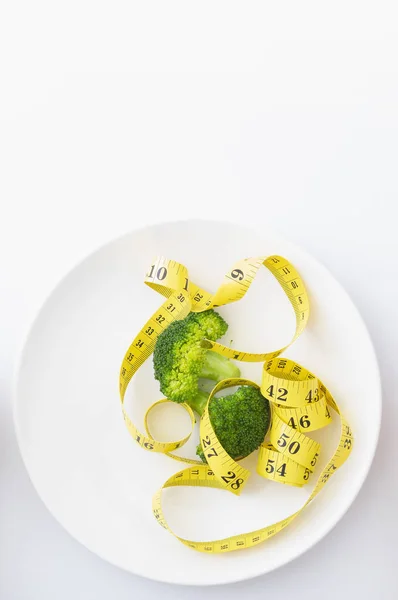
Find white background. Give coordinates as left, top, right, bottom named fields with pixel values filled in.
left=1, top=1, right=397, bottom=598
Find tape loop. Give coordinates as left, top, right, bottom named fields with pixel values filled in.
left=118, top=255, right=354, bottom=553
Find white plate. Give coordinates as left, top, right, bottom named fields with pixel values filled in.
left=14, top=220, right=381, bottom=585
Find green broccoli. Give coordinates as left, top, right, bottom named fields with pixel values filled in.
left=196, top=386, right=271, bottom=461
left=153, top=309, right=240, bottom=411
left=153, top=309, right=270, bottom=461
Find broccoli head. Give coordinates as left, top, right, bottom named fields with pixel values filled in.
left=153, top=309, right=240, bottom=407
left=196, top=386, right=271, bottom=461
left=153, top=310, right=269, bottom=462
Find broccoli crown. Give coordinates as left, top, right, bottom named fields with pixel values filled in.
left=197, top=386, right=271, bottom=461
left=153, top=309, right=228, bottom=403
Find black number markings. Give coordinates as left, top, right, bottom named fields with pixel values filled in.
left=289, top=414, right=310, bottom=429
left=277, top=433, right=301, bottom=454
left=266, top=459, right=275, bottom=473
left=300, top=415, right=310, bottom=428
left=305, top=389, right=319, bottom=403
left=230, top=269, right=244, bottom=281
left=231, top=478, right=244, bottom=490
left=221, top=471, right=236, bottom=483
left=265, top=385, right=288, bottom=401
left=207, top=448, right=218, bottom=458
left=277, top=433, right=289, bottom=447
left=147, top=265, right=168, bottom=281
left=276, top=463, right=287, bottom=477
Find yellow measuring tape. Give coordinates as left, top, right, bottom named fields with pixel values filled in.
left=119, top=255, right=353, bottom=553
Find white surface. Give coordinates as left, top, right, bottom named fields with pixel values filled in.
left=13, top=220, right=380, bottom=585
left=1, top=0, right=397, bottom=597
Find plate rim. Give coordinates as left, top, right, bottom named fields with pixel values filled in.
left=12, top=218, right=382, bottom=586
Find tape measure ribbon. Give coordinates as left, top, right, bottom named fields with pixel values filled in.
left=118, top=255, right=354, bottom=553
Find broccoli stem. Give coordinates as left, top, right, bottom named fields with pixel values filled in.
left=186, top=353, right=241, bottom=416
left=187, top=390, right=209, bottom=416
left=200, top=351, right=241, bottom=382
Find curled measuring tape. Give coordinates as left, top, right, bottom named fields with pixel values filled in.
left=119, top=255, right=353, bottom=553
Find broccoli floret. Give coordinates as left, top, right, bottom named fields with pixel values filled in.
left=196, top=386, right=271, bottom=461
left=153, top=309, right=240, bottom=406
left=153, top=310, right=269, bottom=462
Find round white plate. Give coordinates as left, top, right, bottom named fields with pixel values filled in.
left=14, top=220, right=381, bottom=585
